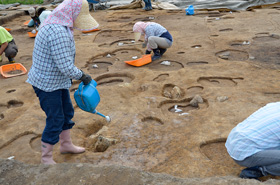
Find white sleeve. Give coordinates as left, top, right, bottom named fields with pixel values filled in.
left=39, top=11, right=52, bottom=25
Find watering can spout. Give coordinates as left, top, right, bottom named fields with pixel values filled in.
left=92, top=109, right=111, bottom=122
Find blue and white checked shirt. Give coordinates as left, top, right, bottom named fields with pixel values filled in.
left=145, top=23, right=172, bottom=41
left=27, top=24, right=83, bottom=92
left=145, top=23, right=167, bottom=40
left=144, top=23, right=173, bottom=51
left=225, top=102, right=280, bottom=161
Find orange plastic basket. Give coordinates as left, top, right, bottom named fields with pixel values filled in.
left=124, top=54, right=152, bottom=67
left=5, top=28, right=11, bottom=32
left=28, top=31, right=37, bottom=38
left=0, top=63, right=27, bottom=78
left=82, top=28, right=100, bottom=33
left=24, top=20, right=30, bottom=26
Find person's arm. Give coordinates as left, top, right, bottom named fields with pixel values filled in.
left=144, top=26, right=155, bottom=51
left=39, top=11, right=51, bottom=25
left=0, top=42, right=8, bottom=55
left=28, top=19, right=35, bottom=27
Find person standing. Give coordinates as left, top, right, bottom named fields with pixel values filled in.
left=133, top=21, right=173, bottom=61
left=143, top=0, right=152, bottom=11
left=225, top=102, right=280, bottom=180
left=0, top=26, right=18, bottom=63
left=26, top=0, right=99, bottom=164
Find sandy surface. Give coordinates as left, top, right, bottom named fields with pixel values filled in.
left=1, top=6, right=280, bottom=181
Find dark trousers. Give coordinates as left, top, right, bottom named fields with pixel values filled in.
left=33, top=86, right=75, bottom=145
left=4, top=39, right=18, bottom=60
left=235, top=150, right=280, bottom=176
left=143, top=0, right=152, bottom=8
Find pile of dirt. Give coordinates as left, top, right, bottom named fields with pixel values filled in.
left=0, top=159, right=278, bottom=185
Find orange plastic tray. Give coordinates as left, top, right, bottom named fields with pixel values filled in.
left=0, top=63, right=27, bottom=78
left=24, top=20, right=30, bottom=25
left=82, top=28, right=100, bottom=33
left=124, top=54, right=152, bottom=67
left=5, top=28, right=11, bottom=32
left=28, top=31, right=37, bottom=38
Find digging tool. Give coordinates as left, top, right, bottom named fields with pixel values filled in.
left=124, top=54, right=152, bottom=67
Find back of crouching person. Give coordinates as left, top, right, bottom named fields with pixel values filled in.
left=0, top=26, right=18, bottom=63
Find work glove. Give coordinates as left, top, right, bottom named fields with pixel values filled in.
left=145, top=50, right=151, bottom=54
left=34, top=22, right=39, bottom=28
left=79, top=72, right=92, bottom=85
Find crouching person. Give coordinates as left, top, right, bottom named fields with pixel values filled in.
left=133, top=21, right=173, bottom=61
left=28, top=6, right=52, bottom=30
left=225, top=102, right=280, bottom=180
left=0, top=26, right=18, bottom=63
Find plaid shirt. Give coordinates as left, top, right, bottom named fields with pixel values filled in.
left=27, top=24, right=82, bottom=92
left=225, top=102, right=280, bottom=161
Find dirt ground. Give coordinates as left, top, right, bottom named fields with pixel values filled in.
left=1, top=5, right=280, bottom=182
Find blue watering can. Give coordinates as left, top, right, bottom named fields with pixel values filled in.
left=74, top=80, right=111, bottom=122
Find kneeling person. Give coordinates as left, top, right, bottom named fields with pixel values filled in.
left=226, top=102, right=280, bottom=180
left=0, top=26, right=18, bottom=63
left=133, top=21, right=173, bottom=61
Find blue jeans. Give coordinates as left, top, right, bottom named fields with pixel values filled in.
left=235, top=150, right=280, bottom=176
left=33, top=86, right=75, bottom=145
left=5, top=40, right=18, bottom=61
left=143, top=0, right=152, bottom=8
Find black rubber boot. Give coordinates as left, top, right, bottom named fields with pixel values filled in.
left=145, top=50, right=151, bottom=54
left=8, top=57, right=15, bottom=63
left=239, top=166, right=264, bottom=180
left=159, top=48, right=167, bottom=55
left=152, top=49, right=161, bottom=61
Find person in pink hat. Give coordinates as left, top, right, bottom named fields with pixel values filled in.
left=133, top=21, right=173, bottom=61
left=27, top=0, right=99, bottom=165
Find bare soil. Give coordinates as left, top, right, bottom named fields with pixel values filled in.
left=1, top=6, right=280, bottom=182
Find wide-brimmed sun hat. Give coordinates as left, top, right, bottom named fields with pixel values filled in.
left=74, top=0, right=99, bottom=31
left=28, top=7, right=36, bottom=17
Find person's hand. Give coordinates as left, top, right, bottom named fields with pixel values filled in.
left=145, top=50, right=151, bottom=54
left=142, top=42, right=147, bottom=48
left=79, top=72, right=92, bottom=85
left=35, top=22, right=39, bottom=27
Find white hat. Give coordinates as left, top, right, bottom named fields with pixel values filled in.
left=74, top=0, right=99, bottom=31
left=28, top=7, right=36, bottom=17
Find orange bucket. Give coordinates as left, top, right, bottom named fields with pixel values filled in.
left=124, top=54, right=152, bottom=67
left=5, top=28, right=11, bottom=32
left=82, top=28, right=100, bottom=33
left=28, top=31, right=37, bottom=38
left=0, top=63, right=27, bottom=78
